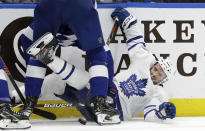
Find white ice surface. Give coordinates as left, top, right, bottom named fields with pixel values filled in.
left=20, top=117, right=205, bottom=131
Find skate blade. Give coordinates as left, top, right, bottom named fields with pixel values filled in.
left=97, top=114, right=121, bottom=125
left=26, top=32, right=54, bottom=56
left=0, top=119, right=31, bottom=130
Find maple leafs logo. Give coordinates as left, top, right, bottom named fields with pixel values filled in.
left=119, top=74, right=148, bottom=98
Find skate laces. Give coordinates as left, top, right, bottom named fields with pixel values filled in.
left=0, top=104, right=24, bottom=117
left=8, top=105, right=23, bottom=116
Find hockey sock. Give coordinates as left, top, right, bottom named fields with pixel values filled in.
left=86, top=46, right=109, bottom=99
left=25, top=58, right=46, bottom=97
left=0, top=61, right=10, bottom=103
left=47, top=56, right=89, bottom=90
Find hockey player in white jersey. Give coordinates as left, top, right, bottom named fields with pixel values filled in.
left=55, top=7, right=176, bottom=121
left=108, top=7, right=176, bottom=121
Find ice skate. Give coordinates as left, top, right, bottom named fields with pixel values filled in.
left=0, top=103, right=31, bottom=129
left=26, top=32, right=57, bottom=64
left=19, top=96, right=38, bottom=117
left=91, top=96, right=121, bottom=125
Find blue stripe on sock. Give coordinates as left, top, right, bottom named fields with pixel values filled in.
left=63, top=65, right=75, bottom=80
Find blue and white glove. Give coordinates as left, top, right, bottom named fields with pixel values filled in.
left=111, top=7, right=137, bottom=29
left=155, top=102, right=176, bottom=120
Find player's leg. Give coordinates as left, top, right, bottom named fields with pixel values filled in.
left=25, top=30, right=90, bottom=90
left=20, top=24, right=47, bottom=117
left=33, top=0, right=61, bottom=41
left=47, top=56, right=90, bottom=90
left=20, top=0, right=62, bottom=117
left=0, top=60, right=30, bottom=129
left=67, top=0, right=120, bottom=124
left=25, top=6, right=90, bottom=90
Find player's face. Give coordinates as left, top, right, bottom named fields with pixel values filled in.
left=150, top=63, right=167, bottom=85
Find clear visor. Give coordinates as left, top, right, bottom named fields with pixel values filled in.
left=150, top=63, right=167, bottom=85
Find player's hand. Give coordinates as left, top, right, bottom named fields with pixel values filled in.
left=156, top=102, right=176, bottom=120
left=111, top=7, right=136, bottom=29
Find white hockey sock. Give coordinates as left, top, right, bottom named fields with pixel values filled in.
left=47, top=56, right=89, bottom=90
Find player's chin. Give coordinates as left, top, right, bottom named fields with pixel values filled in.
left=152, top=80, right=158, bottom=85
left=151, top=77, right=157, bottom=85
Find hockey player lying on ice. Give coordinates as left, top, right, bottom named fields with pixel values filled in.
left=55, top=7, right=177, bottom=122
left=14, top=7, right=176, bottom=122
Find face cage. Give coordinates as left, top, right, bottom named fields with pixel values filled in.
left=158, top=76, right=168, bottom=85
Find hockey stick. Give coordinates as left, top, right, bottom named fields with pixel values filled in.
left=12, top=103, right=73, bottom=108
left=106, top=18, right=119, bottom=45
left=0, top=56, right=56, bottom=120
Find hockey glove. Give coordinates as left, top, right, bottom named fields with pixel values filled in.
left=155, top=102, right=176, bottom=120
left=111, top=7, right=137, bottom=29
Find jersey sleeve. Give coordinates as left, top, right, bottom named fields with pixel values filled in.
left=143, top=87, right=169, bottom=122
left=123, top=22, right=155, bottom=66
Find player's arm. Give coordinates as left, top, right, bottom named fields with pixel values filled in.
left=144, top=88, right=176, bottom=122
left=111, top=7, right=151, bottom=63
left=144, top=101, right=176, bottom=122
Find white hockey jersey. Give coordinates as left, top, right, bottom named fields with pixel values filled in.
left=113, top=22, right=169, bottom=121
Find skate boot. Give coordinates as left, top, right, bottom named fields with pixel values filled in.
left=19, top=96, right=38, bottom=117
left=26, top=32, right=57, bottom=65
left=91, top=96, right=121, bottom=125
left=0, top=103, right=31, bottom=129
